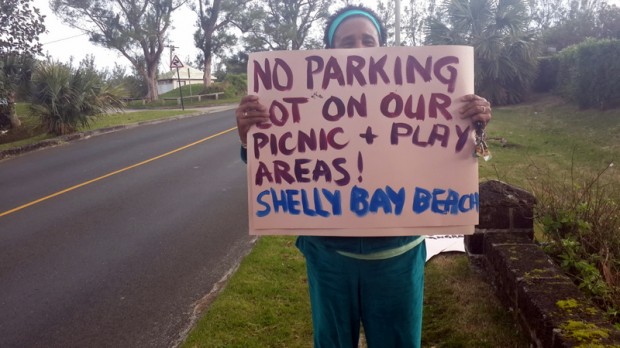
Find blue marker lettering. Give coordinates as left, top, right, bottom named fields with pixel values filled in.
left=386, top=186, right=405, bottom=215
left=350, top=186, right=369, bottom=217
left=301, top=189, right=317, bottom=216
left=256, top=190, right=271, bottom=217
left=413, top=187, right=431, bottom=214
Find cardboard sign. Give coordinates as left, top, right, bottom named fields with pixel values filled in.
left=247, top=46, right=478, bottom=236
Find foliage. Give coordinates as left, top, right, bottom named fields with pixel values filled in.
left=541, top=2, right=620, bottom=51
left=239, top=0, right=330, bottom=51
left=556, top=39, right=620, bottom=109
left=51, top=0, right=185, bottom=101
left=532, top=55, right=559, bottom=93
left=221, top=73, right=247, bottom=97
left=402, top=0, right=438, bottom=46
left=0, top=0, right=46, bottom=129
left=192, top=0, right=249, bottom=86
left=0, top=0, right=46, bottom=56
left=527, top=160, right=620, bottom=323
left=374, top=0, right=438, bottom=47
left=193, top=73, right=246, bottom=98
left=98, top=61, right=148, bottom=99
left=425, top=0, right=540, bottom=105
left=30, top=60, right=124, bottom=135
left=0, top=54, right=36, bottom=104
left=220, top=52, right=248, bottom=75
left=0, top=104, right=194, bottom=150
left=526, top=0, right=571, bottom=30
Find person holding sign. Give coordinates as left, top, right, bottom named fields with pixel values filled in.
left=236, top=5, right=492, bottom=348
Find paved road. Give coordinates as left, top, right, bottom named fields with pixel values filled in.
left=0, top=108, right=256, bottom=347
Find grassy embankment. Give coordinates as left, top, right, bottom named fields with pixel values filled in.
left=0, top=86, right=234, bottom=151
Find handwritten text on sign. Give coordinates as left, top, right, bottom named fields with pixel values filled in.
left=247, top=46, right=478, bottom=236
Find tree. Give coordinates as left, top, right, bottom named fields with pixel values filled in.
left=375, top=1, right=398, bottom=45
left=403, top=0, right=438, bottom=46
left=0, top=0, right=46, bottom=129
left=240, top=0, right=330, bottom=52
left=51, top=0, right=186, bottom=101
left=426, top=0, right=540, bottom=105
left=541, top=1, right=620, bottom=50
left=526, top=0, right=570, bottom=30
left=375, top=0, right=439, bottom=47
left=597, top=3, right=620, bottom=39
left=30, top=60, right=124, bottom=135
left=192, top=0, right=249, bottom=86
left=221, top=51, right=249, bottom=74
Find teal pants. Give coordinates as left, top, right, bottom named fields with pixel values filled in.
left=297, top=238, right=426, bottom=348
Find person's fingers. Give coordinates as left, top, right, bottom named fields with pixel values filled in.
left=236, top=96, right=270, bottom=144
left=459, top=94, right=492, bottom=125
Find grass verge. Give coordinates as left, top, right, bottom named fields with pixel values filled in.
left=422, top=254, right=529, bottom=347
left=182, top=237, right=530, bottom=347
left=479, top=94, right=619, bottom=186
left=0, top=104, right=213, bottom=151
left=182, top=236, right=313, bottom=348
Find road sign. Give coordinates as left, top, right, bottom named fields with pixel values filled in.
left=170, top=55, right=184, bottom=69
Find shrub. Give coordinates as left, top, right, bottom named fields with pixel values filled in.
left=533, top=56, right=560, bottom=93
left=199, top=74, right=246, bottom=99
left=200, top=83, right=225, bottom=95
left=527, top=160, right=620, bottom=323
left=556, top=39, right=620, bottom=109
left=223, top=73, right=247, bottom=97
left=30, top=61, right=124, bottom=135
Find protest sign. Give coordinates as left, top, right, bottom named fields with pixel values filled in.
left=246, top=45, right=478, bottom=236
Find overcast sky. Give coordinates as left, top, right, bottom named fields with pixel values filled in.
left=34, top=0, right=620, bottom=73
left=35, top=0, right=199, bottom=72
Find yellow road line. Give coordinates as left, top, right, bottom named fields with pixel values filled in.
left=0, top=127, right=238, bottom=218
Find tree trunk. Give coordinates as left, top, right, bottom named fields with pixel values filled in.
left=203, top=54, right=213, bottom=87
left=7, top=92, right=21, bottom=128
left=142, top=66, right=159, bottom=101
left=0, top=93, right=21, bottom=129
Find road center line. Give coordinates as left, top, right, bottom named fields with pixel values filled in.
left=0, top=127, right=238, bottom=218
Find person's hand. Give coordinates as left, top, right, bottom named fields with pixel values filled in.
left=459, top=94, right=492, bottom=126
left=236, top=95, right=270, bottom=146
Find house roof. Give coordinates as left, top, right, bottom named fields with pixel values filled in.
left=159, top=66, right=204, bottom=80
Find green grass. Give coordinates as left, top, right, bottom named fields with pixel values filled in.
left=422, top=254, right=530, bottom=347
left=84, top=109, right=196, bottom=129
left=0, top=104, right=202, bottom=151
left=125, top=83, right=240, bottom=109
left=159, top=83, right=205, bottom=98
left=124, top=96, right=240, bottom=109
left=182, top=238, right=531, bottom=348
left=182, top=237, right=313, bottom=348
left=479, top=95, right=619, bottom=187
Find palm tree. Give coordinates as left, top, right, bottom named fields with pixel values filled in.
left=0, top=54, right=36, bottom=129
left=425, top=0, right=540, bottom=105
left=30, top=61, right=125, bottom=135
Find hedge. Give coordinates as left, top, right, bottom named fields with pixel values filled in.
left=556, top=39, right=620, bottom=109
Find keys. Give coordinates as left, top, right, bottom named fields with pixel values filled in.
left=474, top=121, right=491, bottom=161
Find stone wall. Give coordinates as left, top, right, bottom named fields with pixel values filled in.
left=466, top=180, right=620, bottom=347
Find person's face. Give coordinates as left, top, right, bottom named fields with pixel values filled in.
left=332, top=17, right=380, bottom=49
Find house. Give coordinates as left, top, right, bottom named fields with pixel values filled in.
left=157, top=66, right=205, bottom=95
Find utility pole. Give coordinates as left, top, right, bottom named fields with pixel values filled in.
left=165, top=43, right=178, bottom=69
